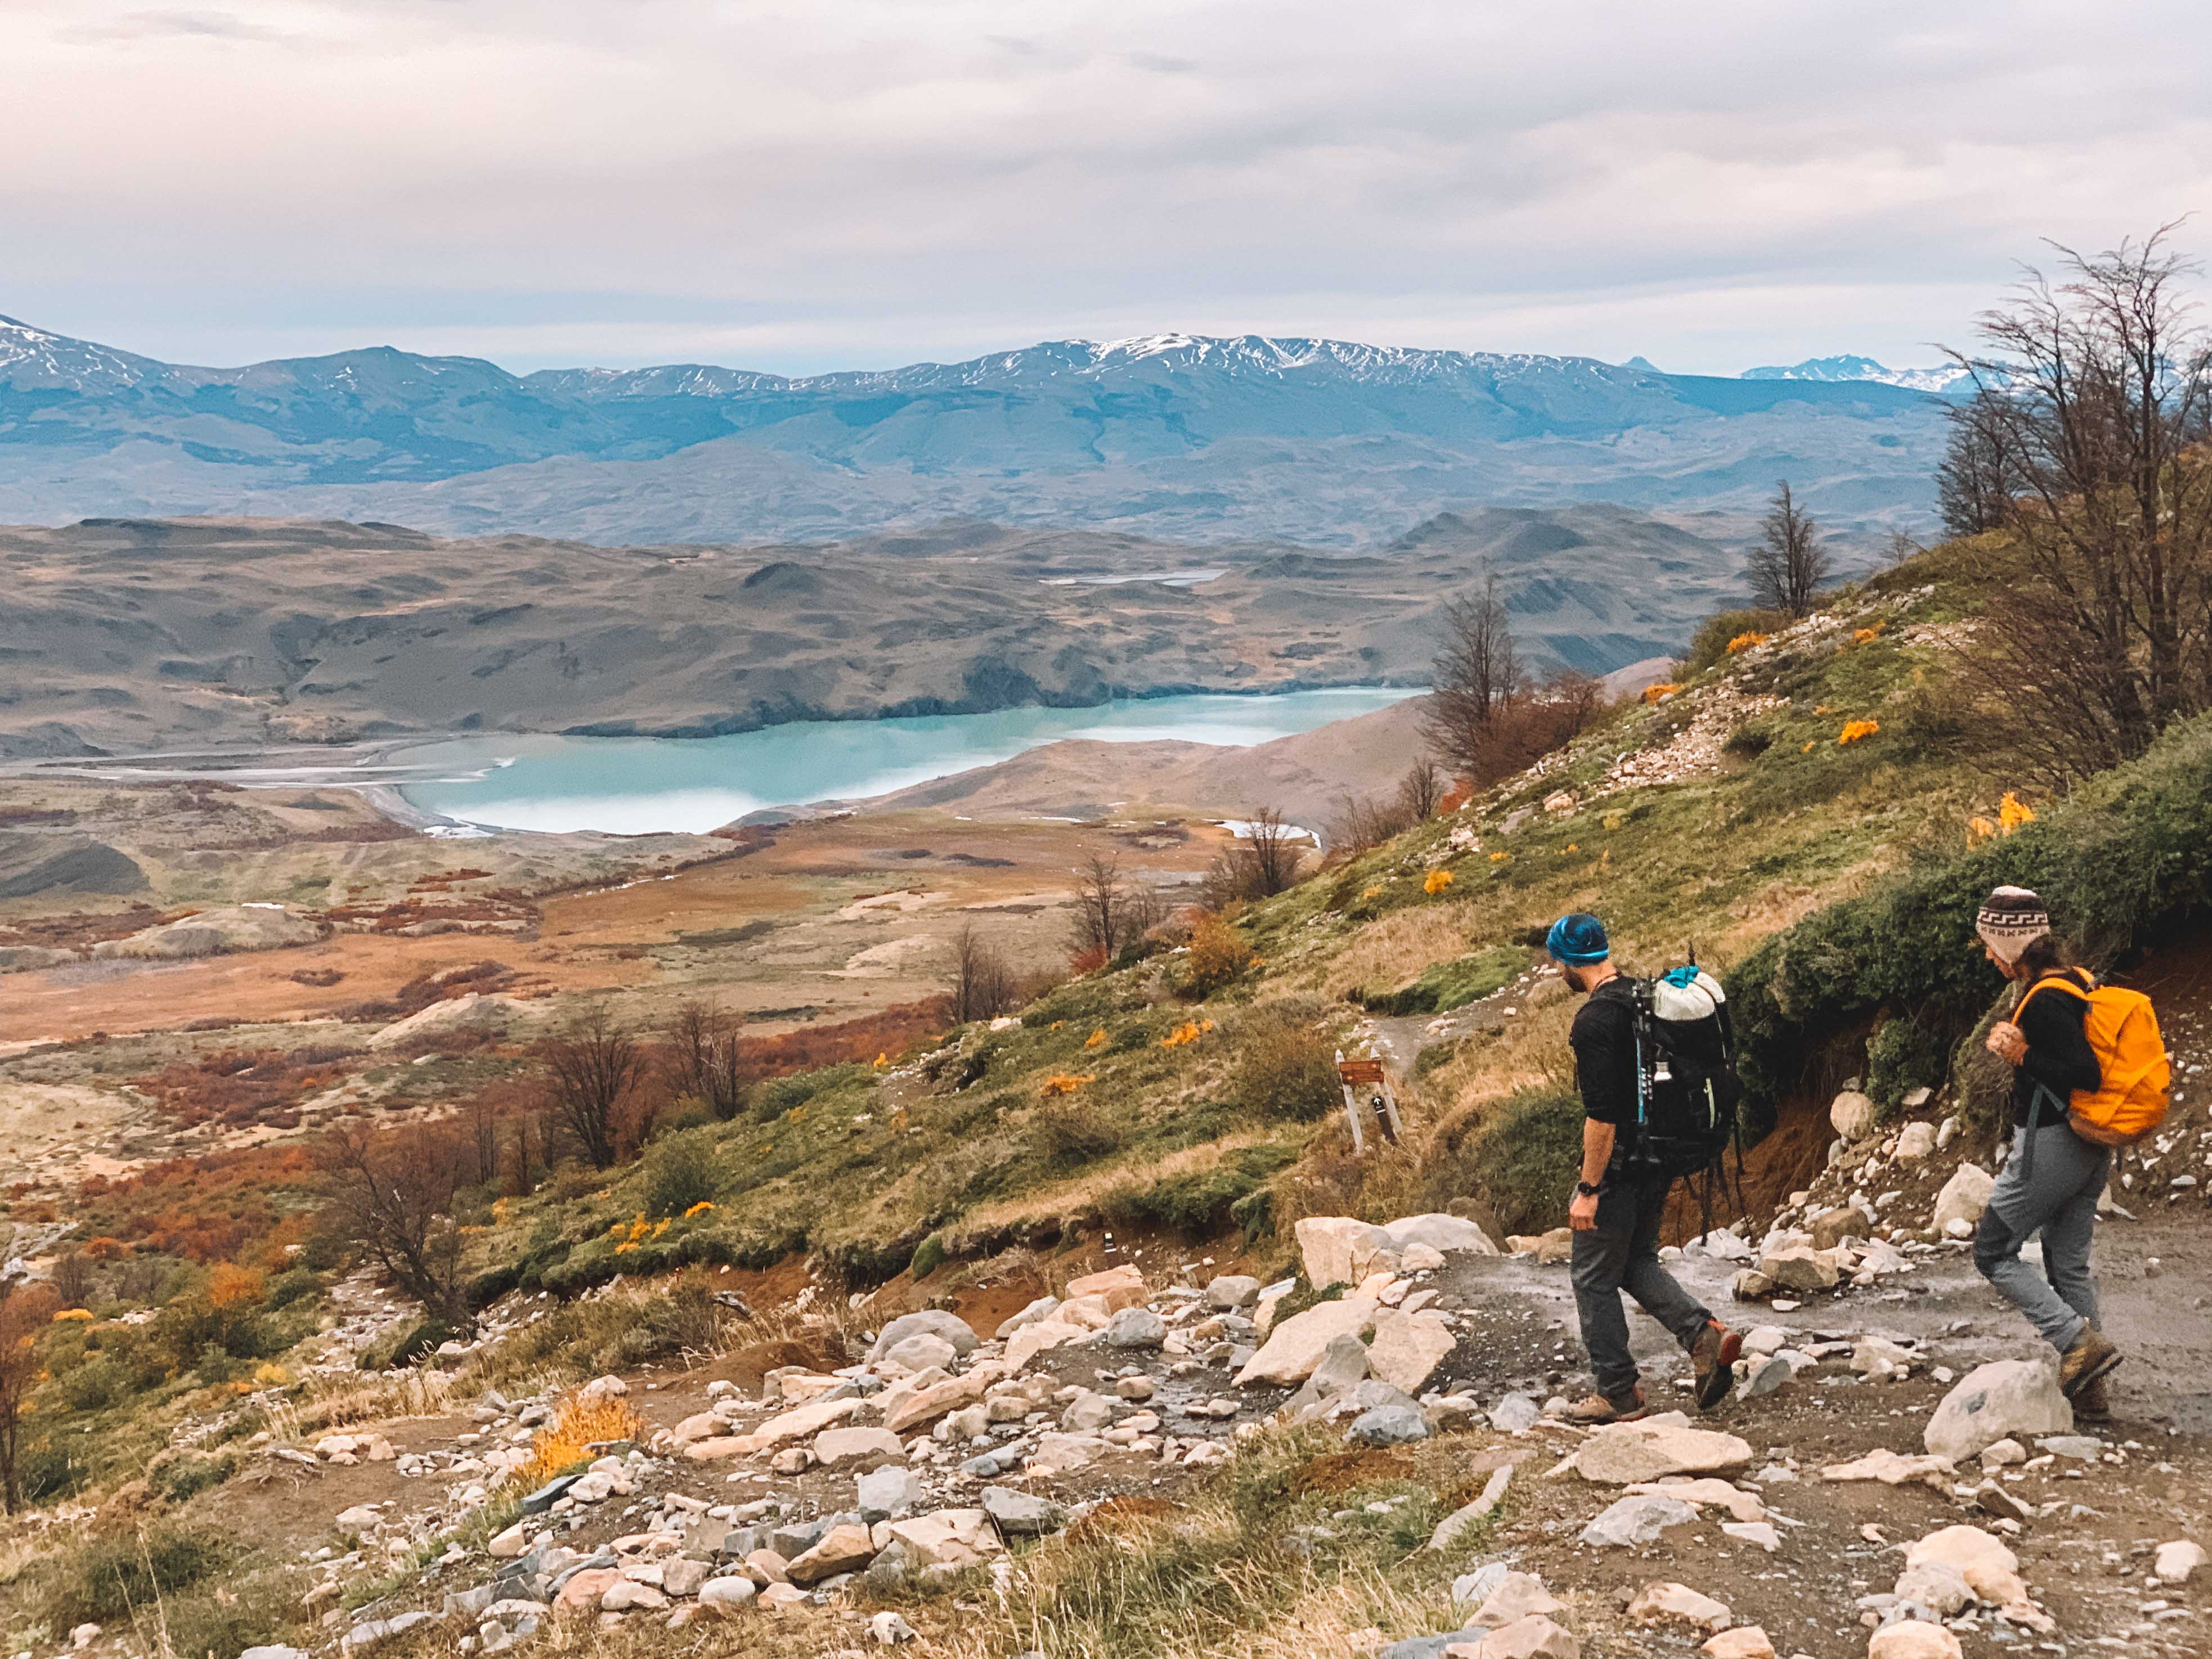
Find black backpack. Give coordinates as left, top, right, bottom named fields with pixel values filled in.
left=1614, top=962, right=1742, bottom=1184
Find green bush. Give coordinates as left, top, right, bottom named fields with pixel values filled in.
left=1228, top=1008, right=1341, bottom=1122
left=1098, top=1146, right=1296, bottom=1237
left=358, top=1318, right=454, bottom=1372
left=1865, top=1012, right=1950, bottom=1111
left=909, top=1233, right=947, bottom=1280
left=1030, top=1096, right=1128, bottom=1167
left=1433, top=1085, right=1583, bottom=1237
left=643, top=1129, right=720, bottom=1218
left=151, top=1449, right=238, bottom=1503
left=1728, top=712, right=2212, bottom=1126
left=58, top=1355, right=129, bottom=1412
left=41, top=1524, right=234, bottom=1626
left=265, top=1267, right=323, bottom=1310
left=1360, top=944, right=1526, bottom=1016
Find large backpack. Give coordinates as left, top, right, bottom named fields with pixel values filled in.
left=1617, top=963, right=1743, bottom=1183
left=2012, top=972, right=2171, bottom=1146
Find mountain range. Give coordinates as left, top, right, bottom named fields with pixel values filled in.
left=1, top=317, right=1949, bottom=548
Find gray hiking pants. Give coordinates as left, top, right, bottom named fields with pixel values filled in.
left=1975, top=1121, right=2109, bottom=1352
left=1571, top=1173, right=1713, bottom=1398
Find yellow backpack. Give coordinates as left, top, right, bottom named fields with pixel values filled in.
left=2013, top=972, right=2173, bottom=1146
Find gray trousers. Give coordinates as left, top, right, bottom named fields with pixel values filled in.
left=1975, top=1122, right=2108, bottom=1352
left=1571, top=1173, right=1713, bottom=1398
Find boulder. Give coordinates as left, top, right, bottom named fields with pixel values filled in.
left=1031, top=1432, right=1104, bottom=1470
left=1808, top=1208, right=1865, bottom=1250
left=870, top=1311, right=980, bottom=1361
left=1366, top=1308, right=1458, bottom=1395
left=1865, top=1622, right=1962, bottom=1659
left=786, top=1523, right=877, bottom=1585
left=856, top=1465, right=923, bottom=1523
left=1570, top=1418, right=1755, bottom=1485
left=1580, top=1495, right=1698, bottom=1548
left=1060, top=1390, right=1116, bottom=1431
left=1933, top=1164, right=1995, bottom=1232
left=1469, top=1572, right=1563, bottom=1628
left=1102, top=1307, right=1168, bottom=1348
left=1488, top=1393, right=1540, bottom=1433
left=1235, top=1295, right=1380, bottom=1387
left=811, top=1427, right=906, bottom=1470
left=1830, top=1090, right=1879, bottom=1141
left=487, top=1522, right=530, bottom=1558
left=1381, top=1213, right=1501, bottom=1257
left=883, top=1364, right=1004, bottom=1434
left=1294, top=1216, right=1397, bottom=1290
left=1005, top=1320, right=1085, bottom=1370
left=1891, top=1562, right=1975, bottom=1617
left=697, top=1577, right=757, bottom=1609
left=687, top=1395, right=860, bottom=1460
left=884, top=1509, right=1002, bottom=1570
left=1206, top=1275, right=1262, bottom=1308
left=1904, top=1525, right=2030, bottom=1606
left=1063, top=1265, right=1148, bottom=1309
left=1756, top=1245, right=1838, bottom=1292
left=882, top=1334, right=959, bottom=1373
left=980, top=1485, right=1067, bottom=1536
left=552, top=1570, right=620, bottom=1613
left=1923, top=1360, right=2070, bottom=1461
left=1450, top=1615, right=1580, bottom=1658
left=1820, top=1449, right=1954, bottom=1487
left=95, top=904, right=323, bottom=962
left=995, top=1295, right=1060, bottom=1337
left=1895, top=1122, right=1936, bottom=1162
left=1699, top=1631, right=1775, bottom=1659
left=2156, top=1540, right=2206, bottom=1586
left=599, top=1580, right=667, bottom=1612
left=661, top=1559, right=711, bottom=1598
left=1348, top=1402, right=1431, bottom=1446
left=1627, top=1582, right=1732, bottom=1634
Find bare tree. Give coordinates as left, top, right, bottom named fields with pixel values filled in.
left=1746, top=481, right=1832, bottom=617
left=319, top=1124, right=475, bottom=1334
left=1944, top=228, right=2212, bottom=777
left=1241, top=807, right=1303, bottom=898
left=1396, top=757, right=1443, bottom=822
left=1423, top=574, right=1524, bottom=779
left=1069, top=854, right=1163, bottom=963
left=665, top=999, right=748, bottom=1120
left=0, top=1281, right=60, bottom=1512
left=948, top=922, right=1020, bottom=1023
left=1330, top=792, right=1411, bottom=857
left=540, top=1007, right=644, bottom=1168
left=1936, top=392, right=2019, bottom=537
left=48, top=1252, right=93, bottom=1311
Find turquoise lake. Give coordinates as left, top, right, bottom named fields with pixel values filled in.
left=394, top=688, right=1422, bottom=835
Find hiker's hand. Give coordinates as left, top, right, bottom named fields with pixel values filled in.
left=1569, top=1190, right=1600, bottom=1231
left=1986, top=1021, right=2027, bottom=1065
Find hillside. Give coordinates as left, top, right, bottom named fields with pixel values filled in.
left=5, top=537, right=2211, bottom=1659
left=0, top=507, right=1794, bottom=757
left=0, top=319, right=1946, bottom=544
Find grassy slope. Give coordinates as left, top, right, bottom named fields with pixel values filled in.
left=457, top=554, right=2005, bottom=1292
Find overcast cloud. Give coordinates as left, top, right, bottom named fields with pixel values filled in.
left=7, top=0, right=2210, bottom=374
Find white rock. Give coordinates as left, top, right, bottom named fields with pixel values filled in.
left=870, top=1311, right=980, bottom=1361
left=2155, top=1539, right=2206, bottom=1586
left=1570, top=1418, right=1755, bottom=1484
left=1470, top=1571, right=1564, bottom=1627
left=1626, top=1581, right=1732, bottom=1633
left=1381, top=1212, right=1501, bottom=1257
left=1894, top=1122, right=1936, bottom=1162
left=1866, top=1623, right=1962, bottom=1659
left=697, top=1577, right=757, bottom=1608
left=1892, top=1561, right=1975, bottom=1617
left=1924, top=1360, right=2071, bottom=1462
left=1932, top=1164, right=1994, bottom=1232
left=1366, top=1307, right=1457, bottom=1395
left=1294, top=1217, right=1396, bottom=1290
left=1233, top=1295, right=1380, bottom=1387
left=1580, top=1494, right=1699, bottom=1548
left=882, top=1333, right=958, bottom=1373
left=1830, top=1091, right=1879, bottom=1142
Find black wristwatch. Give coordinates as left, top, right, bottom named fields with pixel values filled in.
left=1574, top=1181, right=1603, bottom=1197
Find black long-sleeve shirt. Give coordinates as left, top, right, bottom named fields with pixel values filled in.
left=2012, top=970, right=2103, bottom=1129
left=1569, top=977, right=1640, bottom=1128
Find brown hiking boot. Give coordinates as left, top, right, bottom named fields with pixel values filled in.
left=1690, top=1320, right=1744, bottom=1411
left=2073, top=1372, right=2112, bottom=1424
left=2060, top=1326, right=2123, bottom=1398
left=1565, top=1385, right=1647, bottom=1425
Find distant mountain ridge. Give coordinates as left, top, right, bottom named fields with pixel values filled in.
left=0, top=315, right=1949, bottom=546
left=1738, top=353, right=1971, bottom=394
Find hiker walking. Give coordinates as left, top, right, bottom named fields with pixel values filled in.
left=1551, top=912, right=1741, bottom=1423
left=1972, top=886, right=2152, bottom=1420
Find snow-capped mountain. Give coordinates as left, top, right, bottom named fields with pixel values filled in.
left=0, top=317, right=1946, bottom=544
left=1738, top=353, right=1971, bottom=395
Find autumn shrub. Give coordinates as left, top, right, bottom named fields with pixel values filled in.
left=1229, top=1008, right=1340, bottom=1123
left=1685, top=607, right=1787, bottom=674
left=513, top=1391, right=647, bottom=1487
left=1182, top=914, right=1255, bottom=998
left=1031, top=1096, right=1126, bottom=1167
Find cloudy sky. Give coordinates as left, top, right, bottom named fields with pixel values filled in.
left=8, top=0, right=2210, bottom=375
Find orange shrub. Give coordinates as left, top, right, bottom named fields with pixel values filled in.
left=514, top=1392, right=645, bottom=1487
left=1423, top=869, right=1454, bottom=895
left=1038, top=1074, right=1094, bottom=1097
left=1837, top=720, right=1881, bottom=745
left=1641, top=683, right=1683, bottom=703
left=1725, top=631, right=1770, bottom=654
left=207, top=1262, right=267, bottom=1308
left=1183, top=914, right=1255, bottom=998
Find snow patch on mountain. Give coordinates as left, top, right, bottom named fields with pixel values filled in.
left=1739, top=354, right=1969, bottom=395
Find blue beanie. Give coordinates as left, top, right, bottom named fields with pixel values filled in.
left=1546, top=912, right=1609, bottom=965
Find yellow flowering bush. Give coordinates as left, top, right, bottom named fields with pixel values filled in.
left=1424, top=869, right=1454, bottom=894
left=1725, top=630, right=1770, bottom=654
left=1038, top=1073, right=1094, bottom=1097
left=1641, top=683, right=1683, bottom=704
left=1838, top=719, right=1881, bottom=745
left=1084, top=1028, right=1107, bottom=1050
left=515, top=1392, right=646, bottom=1487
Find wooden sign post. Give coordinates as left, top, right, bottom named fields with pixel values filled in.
left=1335, top=1052, right=1405, bottom=1154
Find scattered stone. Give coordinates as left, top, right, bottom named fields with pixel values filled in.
left=1894, top=1122, right=1936, bottom=1162
left=1757, top=1245, right=1839, bottom=1292
left=1367, top=1307, right=1457, bottom=1395
left=697, top=1576, right=757, bottom=1609
left=1382, top=1212, right=1501, bottom=1257
left=996, top=1295, right=1061, bottom=1337
left=1580, top=1495, right=1699, bottom=1549
left=1821, top=1449, right=1954, bottom=1488
left=1719, top=1521, right=1779, bottom=1553
left=487, top=1521, right=530, bottom=1558
left=1294, top=1217, right=1397, bottom=1289
left=1206, top=1275, right=1262, bottom=1308
left=1570, top=1418, right=1755, bottom=1485
left=1865, top=1620, right=1963, bottom=1659
left=1348, top=1402, right=1431, bottom=1446
left=1700, top=1630, right=1775, bottom=1659
left=981, top=1485, right=1067, bottom=1536
left=2035, top=1433, right=2103, bottom=1460
left=342, top=1613, right=436, bottom=1653
left=868, top=1610, right=918, bottom=1645
left=1830, top=1090, right=1879, bottom=1142
left=1102, top=1307, right=1168, bottom=1348
left=600, top=1579, right=668, bottom=1612
left=1904, top=1525, right=2030, bottom=1607
left=1115, top=1375, right=1157, bottom=1401
left=885, top=1508, right=1003, bottom=1570
left=1488, top=1393, right=1540, bottom=1433
left=786, top=1523, right=878, bottom=1585
left=1924, top=1360, right=2071, bottom=1461
left=1809, top=1208, right=1865, bottom=1250
left=662, top=1559, right=711, bottom=1599
left=1448, top=1615, right=1580, bottom=1658
left=1429, top=1466, right=1514, bottom=1552
left=1977, top=1438, right=2025, bottom=1469
left=882, top=1333, right=959, bottom=1373
left=1891, top=1561, right=1975, bottom=1617
left=1470, top=1572, right=1564, bottom=1628
left=1627, top=1581, right=1732, bottom=1634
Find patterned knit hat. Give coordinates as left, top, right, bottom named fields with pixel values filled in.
left=1976, top=886, right=2051, bottom=965
left=1546, top=912, right=1610, bottom=966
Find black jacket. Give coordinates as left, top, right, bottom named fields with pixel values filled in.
left=2012, top=969, right=2103, bottom=1129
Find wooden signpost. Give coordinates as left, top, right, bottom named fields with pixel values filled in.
left=1335, top=1052, right=1405, bottom=1154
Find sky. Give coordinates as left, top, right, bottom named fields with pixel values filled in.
left=7, top=0, right=2211, bottom=376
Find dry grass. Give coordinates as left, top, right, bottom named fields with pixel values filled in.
left=512, top=1392, right=645, bottom=1486
left=947, top=1127, right=1287, bottom=1237
left=256, top=1364, right=457, bottom=1446
left=1312, top=900, right=1484, bottom=999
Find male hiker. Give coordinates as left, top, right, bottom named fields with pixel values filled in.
left=1551, top=911, right=1741, bottom=1422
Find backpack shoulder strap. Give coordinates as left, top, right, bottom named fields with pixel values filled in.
left=2013, top=970, right=2092, bottom=1017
